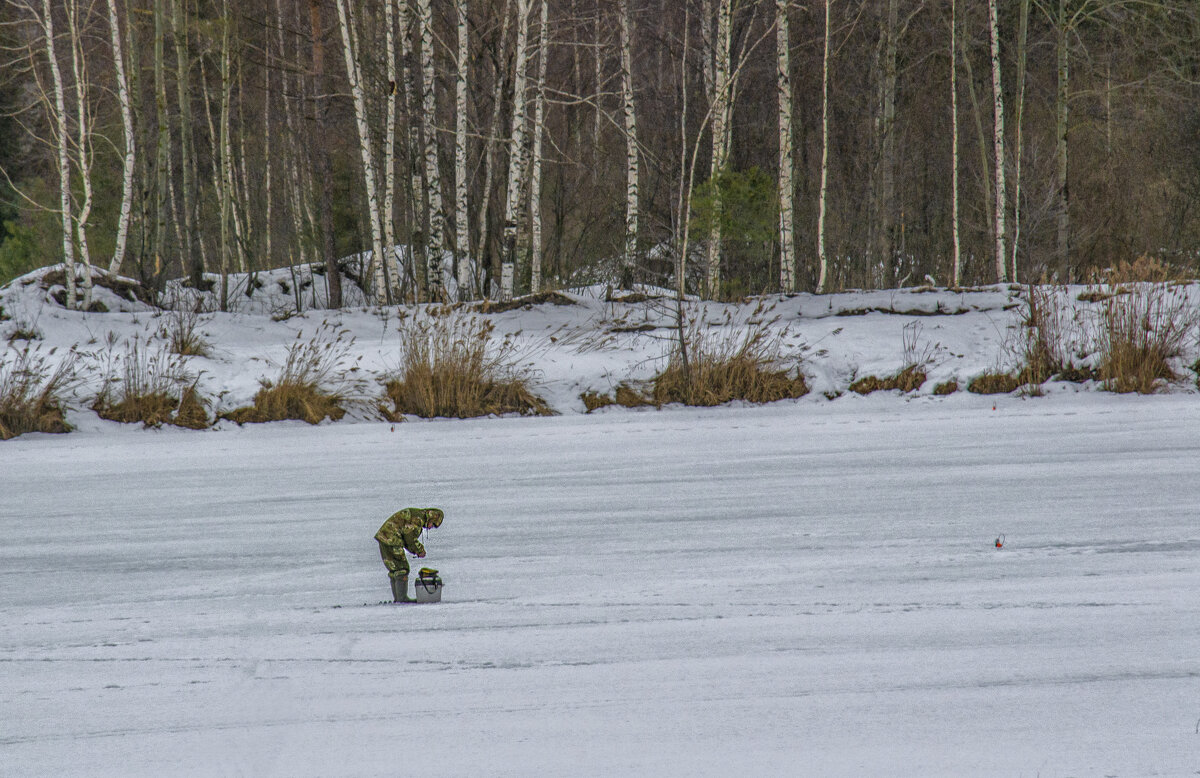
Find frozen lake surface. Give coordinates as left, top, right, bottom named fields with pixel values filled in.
left=3, top=394, right=1200, bottom=776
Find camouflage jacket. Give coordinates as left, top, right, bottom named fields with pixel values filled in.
left=375, top=508, right=430, bottom=556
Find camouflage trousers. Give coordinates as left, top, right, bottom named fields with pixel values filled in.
left=378, top=542, right=410, bottom=580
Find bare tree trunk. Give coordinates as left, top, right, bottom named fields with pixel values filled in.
left=154, top=0, right=169, bottom=287
left=959, top=31, right=994, bottom=262
left=816, top=0, right=831, bottom=293
left=106, top=0, right=136, bottom=277
left=705, top=0, right=731, bottom=297
left=1055, top=0, right=1070, bottom=280
left=618, top=0, right=638, bottom=287
left=400, top=0, right=427, bottom=298
left=476, top=0, right=513, bottom=296
left=872, top=0, right=899, bottom=285
left=172, top=0, right=200, bottom=286
left=500, top=0, right=532, bottom=301
left=335, top=0, right=389, bottom=303
left=530, top=0, right=550, bottom=293
left=776, top=0, right=795, bottom=293
left=417, top=0, right=446, bottom=299
left=454, top=0, right=472, bottom=298
left=308, top=0, right=341, bottom=307
left=1010, top=0, right=1029, bottom=283
left=988, top=0, right=1007, bottom=283
left=950, top=0, right=961, bottom=286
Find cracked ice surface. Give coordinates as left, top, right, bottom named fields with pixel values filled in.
left=2, top=395, right=1199, bottom=776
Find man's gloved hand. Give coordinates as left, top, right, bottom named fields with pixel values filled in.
left=416, top=551, right=426, bottom=558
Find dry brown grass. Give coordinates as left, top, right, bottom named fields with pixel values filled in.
left=651, top=317, right=808, bottom=407
left=1019, top=284, right=1070, bottom=385
left=933, top=379, right=958, bottom=395
left=0, top=345, right=78, bottom=439
left=92, top=336, right=210, bottom=428
left=161, top=305, right=212, bottom=357
left=1092, top=280, right=1198, bottom=394
left=849, top=366, right=927, bottom=395
left=580, top=383, right=654, bottom=412
left=222, top=323, right=354, bottom=424
left=967, top=371, right=1023, bottom=395
left=383, top=313, right=552, bottom=419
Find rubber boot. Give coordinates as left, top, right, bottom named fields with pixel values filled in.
left=391, top=575, right=412, bottom=603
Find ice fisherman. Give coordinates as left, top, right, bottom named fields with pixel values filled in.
left=376, top=507, right=443, bottom=602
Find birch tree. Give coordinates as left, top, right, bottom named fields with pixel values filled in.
left=618, top=0, right=639, bottom=287
left=500, top=0, right=532, bottom=301
left=988, top=0, right=1008, bottom=283
left=454, top=0, right=472, bottom=298
left=105, top=0, right=136, bottom=277
left=529, top=0, right=550, bottom=293
left=816, top=0, right=831, bottom=293
left=705, top=0, right=732, bottom=297
left=776, top=0, right=795, bottom=293
left=66, top=0, right=94, bottom=306
left=40, top=0, right=78, bottom=308
left=334, top=0, right=389, bottom=303
left=417, top=0, right=446, bottom=299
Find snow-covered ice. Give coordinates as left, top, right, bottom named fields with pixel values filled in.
left=3, top=394, right=1200, bottom=776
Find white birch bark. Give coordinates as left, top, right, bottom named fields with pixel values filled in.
left=417, top=0, right=446, bottom=298
left=705, top=0, right=731, bottom=297
left=218, top=1, right=233, bottom=310
left=500, top=0, right=532, bottom=301
left=66, top=0, right=94, bottom=305
left=950, top=0, right=961, bottom=287
left=529, top=0, right=549, bottom=293
left=335, top=0, right=389, bottom=303
left=39, top=0, right=77, bottom=308
left=816, top=0, right=831, bottom=293
left=454, top=0, right=472, bottom=297
left=384, top=0, right=399, bottom=296
left=618, top=0, right=638, bottom=285
left=988, top=0, right=1007, bottom=283
left=776, top=0, right=795, bottom=294
left=105, top=0, right=136, bottom=277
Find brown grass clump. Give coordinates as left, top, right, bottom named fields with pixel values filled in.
left=933, top=379, right=958, bottom=395
left=172, top=385, right=210, bottom=429
left=222, top=323, right=354, bottom=424
left=92, top=336, right=210, bottom=428
left=0, top=345, right=78, bottom=439
left=580, top=383, right=654, bottom=412
left=651, top=318, right=808, bottom=407
left=967, top=371, right=1023, bottom=395
left=1092, top=280, right=1198, bottom=394
left=224, top=383, right=346, bottom=425
left=849, top=366, right=927, bottom=395
left=383, top=313, right=552, bottom=419
left=161, top=305, right=212, bottom=357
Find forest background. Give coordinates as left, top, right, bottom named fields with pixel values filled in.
left=1, top=0, right=1198, bottom=308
